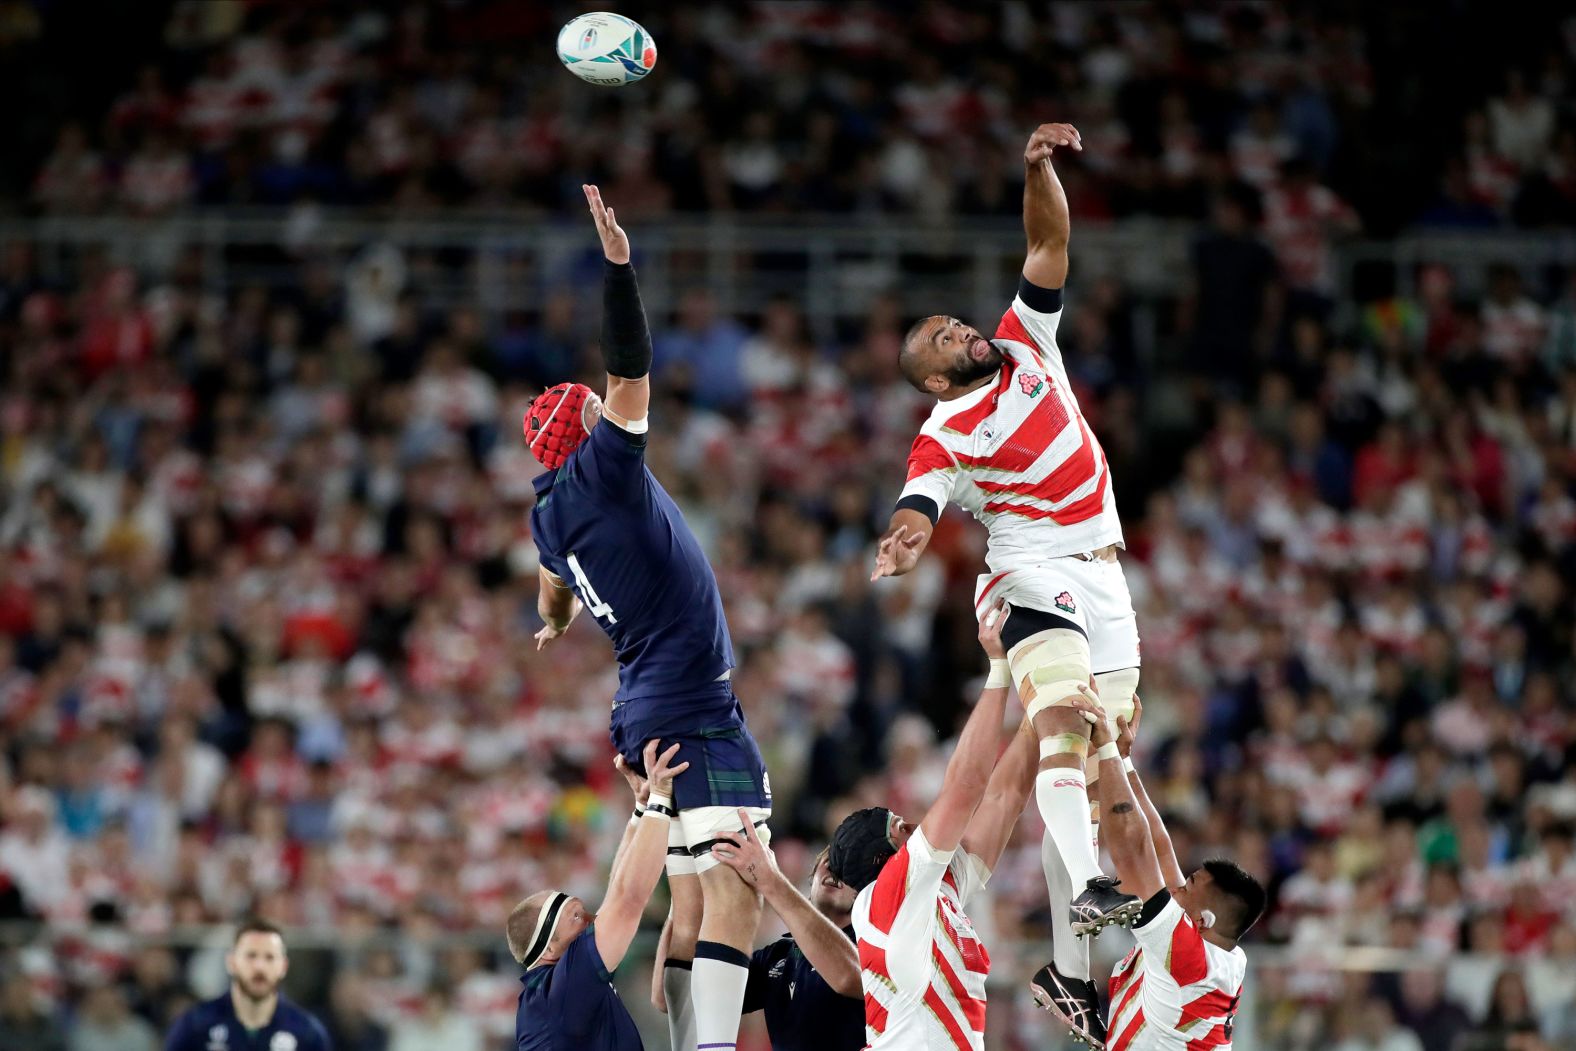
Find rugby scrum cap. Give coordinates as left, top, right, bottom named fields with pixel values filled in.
left=828, top=805, right=899, bottom=892
left=524, top=382, right=598, bottom=470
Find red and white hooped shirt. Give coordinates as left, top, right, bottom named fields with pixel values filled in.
left=1106, top=890, right=1247, bottom=1051
left=851, top=826, right=992, bottom=1051
left=899, top=288, right=1123, bottom=569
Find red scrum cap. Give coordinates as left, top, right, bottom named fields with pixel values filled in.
left=524, top=382, right=599, bottom=469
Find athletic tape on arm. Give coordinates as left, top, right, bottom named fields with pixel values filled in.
left=602, top=260, right=652, bottom=378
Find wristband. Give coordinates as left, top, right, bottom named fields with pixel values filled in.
left=644, top=793, right=675, bottom=818
left=1123, top=757, right=1135, bottom=775
left=1095, top=741, right=1121, bottom=762
left=985, top=659, right=1011, bottom=690
left=629, top=807, right=643, bottom=828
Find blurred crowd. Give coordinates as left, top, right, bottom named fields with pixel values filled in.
left=0, top=3, right=1574, bottom=1051
left=12, top=1, right=1576, bottom=232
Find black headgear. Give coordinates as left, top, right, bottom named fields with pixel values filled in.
left=828, top=806, right=898, bottom=891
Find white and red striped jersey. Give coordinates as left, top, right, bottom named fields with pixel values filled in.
left=852, top=826, right=992, bottom=1051
left=1106, top=891, right=1246, bottom=1051
left=899, top=291, right=1123, bottom=568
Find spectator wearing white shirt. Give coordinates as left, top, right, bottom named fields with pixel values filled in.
left=0, top=786, right=72, bottom=915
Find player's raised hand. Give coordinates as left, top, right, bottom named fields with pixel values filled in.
left=1064, top=684, right=1109, bottom=735
left=709, top=808, right=778, bottom=889
left=978, top=599, right=1010, bottom=659
left=1116, top=694, right=1142, bottom=758
left=643, top=740, right=689, bottom=797
left=871, top=524, right=924, bottom=581
left=583, top=184, right=630, bottom=264
left=615, top=753, right=650, bottom=806
left=1024, top=122, right=1082, bottom=166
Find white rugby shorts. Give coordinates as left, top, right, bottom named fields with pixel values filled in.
left=973, top=555, right=1141, bottom=675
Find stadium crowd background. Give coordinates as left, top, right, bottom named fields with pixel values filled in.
left=1, top=1, right=1575, bottom=1049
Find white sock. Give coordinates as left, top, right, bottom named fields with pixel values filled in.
left=664, top=962, right=697, bottom=1051
left=692, top=941, right=751, bottom=1051
left=1036, top=767, right=1104, bottom=890
left=1042, top=829, right=1091, bottom=980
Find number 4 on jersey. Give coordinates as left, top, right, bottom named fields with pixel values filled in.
left=567, top=553, right=617, bottom=624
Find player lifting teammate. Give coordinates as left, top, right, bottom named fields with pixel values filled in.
left=826, top=603, right=1040, bottom=1051
left=1042, top=692, right=1266, bottom=1050
left=525, top=185, right=769, bottom=1051
left=871, top=121, right=1144, bottom=1005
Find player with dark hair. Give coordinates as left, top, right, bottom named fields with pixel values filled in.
left=654, top=822, right=864, bottom=1051
left=872, top=121, right=1145, bottom=1007
left=1038, top=694, right=1266, bottom=1050
left=524, top=186, right=768, bottom=1051
left=825, top=602, right=1043, bottom=1051
left=164, top=919, right=331, bottom=1051
left=510, top=740, right=687, bottom=1051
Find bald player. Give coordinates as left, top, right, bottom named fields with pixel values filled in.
left=510, top=740, right=688, bottom=1051
left=871, top=121, right=1144, bottom=1001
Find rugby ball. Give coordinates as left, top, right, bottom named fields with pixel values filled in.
left=557, top=12, right=657, bottom=87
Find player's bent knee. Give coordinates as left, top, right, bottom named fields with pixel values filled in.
left=1009, top=628, right=1091, bottom=722
left=680, top=805, right=771, bottom=876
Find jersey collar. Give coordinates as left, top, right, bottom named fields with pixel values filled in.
left=533, top=469, right=557, bottom=496
left=929, top=358, right=1005, bottom=421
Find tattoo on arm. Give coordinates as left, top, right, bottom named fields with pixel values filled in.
left=1111, top=802, right=1135, bottom=814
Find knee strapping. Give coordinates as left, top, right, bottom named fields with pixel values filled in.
left=1009, top=628, right=1091, bottom=721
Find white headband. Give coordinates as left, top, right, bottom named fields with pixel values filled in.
left=522, top=891, right=570, bottom=968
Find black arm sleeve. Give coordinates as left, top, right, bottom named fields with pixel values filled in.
left=602, top=260, right=653, bottom=379
left=1017, top=273, right=1064, bottom=313
left=894, top=494, right=941, bottom=525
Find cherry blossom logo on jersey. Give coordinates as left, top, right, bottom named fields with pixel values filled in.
left=1018, top=371, right=1046, bottom=398
left=1054, top=591, right=1077, bottom=615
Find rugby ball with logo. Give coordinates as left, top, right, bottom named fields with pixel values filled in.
left=556, top=12, right=657, bottom=86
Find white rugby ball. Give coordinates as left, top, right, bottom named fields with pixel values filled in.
left=557, top=12, right=657, bottom=87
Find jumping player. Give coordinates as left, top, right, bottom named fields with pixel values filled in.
left=1039, top=693, right=1266, bottom=1050
left=526, top=185, right=768, bottom=1051
left=826, top=602, right=1043, bottom=1051
left=871, top=121, right=1143, bottom=992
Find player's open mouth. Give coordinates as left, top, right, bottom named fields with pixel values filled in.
left=969, top=337, right=990, bottom=361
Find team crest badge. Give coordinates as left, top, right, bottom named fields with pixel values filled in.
left=207, top=1024, right=228, bottom=1051
left=269, top=1035, right=298, bottom=1051
left=1054, top=591, right=1077, bottom=615
left=1018, top=372, right=1046, bottom=398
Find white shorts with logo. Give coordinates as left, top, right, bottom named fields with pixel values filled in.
left=972, top=555, right=1141, bottom=675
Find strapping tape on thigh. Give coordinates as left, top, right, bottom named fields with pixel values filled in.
left=687, top=820, right=769, bottom=858
left=1010, top=629, right=1091, bottom=721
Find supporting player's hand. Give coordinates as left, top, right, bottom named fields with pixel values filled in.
left=871, top=524, right=924, bottom=581
left=615, top=754, right=650, bottom=806
left=1115, top=694, right=1142, bottom=759
left=584, top=184, right=630, bottom=265
left=1024, top=123, right=1082, bottom=166
left=534, top=622, right=567, bottom=650
left=643, top=740, right=689, bottom=798
left=977, top=599, right=1010, bottom=659
left=1065, top=686, right=1111, bottom=742
left=709, top=808, right=778, bottom=890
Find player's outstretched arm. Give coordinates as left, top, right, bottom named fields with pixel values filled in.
left=711, top=810, right=861, bottom=998
left=871, top=508, right=933, bottom=581
left=1021, top=123, right=1081, bottom=292
left=596, top=741, right=689, bottom=972
left=917, top=602, right=1015, bottom=855
left=1068, top=693, right=1165, bottom=901
left=583, top=184, right=652, bottom=427
left=1117, top=696, right=1186, bottom=890
left=959, top=717, right=1036, bottom=872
